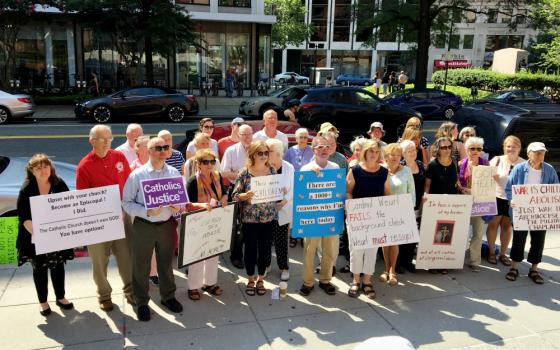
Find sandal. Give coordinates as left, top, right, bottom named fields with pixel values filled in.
left=339, top=264, right=351, bottom=273
left=289, top=238, right=297, bottom=248
left=245, top=281, right=256, bottom=296
left=388, top=273, right=398, bottom=286
left=487, top=254, right=497, bottom=265
left=188, top=289, right=201, bottom=301
left=379, top=271, right=389, bottom=283
left=347, top=282, right=360, bottom=298
left=362, top=283, right=376, bottom=299
left=505, top=268, right=519, bottom=281
left=202, top=284, right=223, bottom=296
left=528, top=270, right=544, bottom=285
left=499, top=255, right=512, bottom=266
left=256, top=280, right=267, bottom=295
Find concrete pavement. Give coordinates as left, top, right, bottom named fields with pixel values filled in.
left=1, top=232, right=559, bottom=350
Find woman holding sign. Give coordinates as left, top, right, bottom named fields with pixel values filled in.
left=16, top=154, right=75, bottom=316
left=233, top=141, right=278, bottom=296
left=346, top=139, right=390, bottom=298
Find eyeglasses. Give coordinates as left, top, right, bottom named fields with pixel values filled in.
left=256, top=151, right=269, bottom=157
left=202, top=125, right=214, bottom=130
left=439, top=145, right=453, bottom=150
left=469, top=147, right=483, bottom=152
left=93, top=137, right=113, bottom=143
left=314, top=145, right=330, bottom=150
left=412, top=124, right=422, bottom=129
left=233, top=123, right=243, bottom=127
left=200, top=159, right=217, bottom=165
left=151, top=145, right=170, bottom=152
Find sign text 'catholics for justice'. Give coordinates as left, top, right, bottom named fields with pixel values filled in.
left=141, top=176, right=188, bottom=209
left=512, top=184, right=560, bottom=230
left=250, top=174, right=285, bottom=204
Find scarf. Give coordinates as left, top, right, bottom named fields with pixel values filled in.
left=195, top=170, right=222, bottom=204
left=459, top=157, right=488, bottom=188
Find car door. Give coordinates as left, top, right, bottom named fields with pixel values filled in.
left=328, top=89, right=357, bottom=132
left=117, top=87, right=153, bottom=116
left=353, top=90, right=385, bottom=134
left=150, top=87, right=171, bottom=114
left=407, top=91, right=437, bottom=117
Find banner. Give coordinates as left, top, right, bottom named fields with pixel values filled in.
left=470, top=166, right=497, bottom=216
left=346, top=194, right=419, bottom=250
left=178, top=204, right=235, bottom=268
left=250, top=174, right=284, bottom=204
left=30, top=185, right=125, bottom=254
left=292, top=169, right=345, bottom=238
left=512, top=184, right=560, bottom=230
left=141, top=176, right=188, bottom=209
left=416, top=194, right=473, bottom=269
left=0, top=217, right=18, bottom=264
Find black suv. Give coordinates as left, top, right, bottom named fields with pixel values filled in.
left=297, top=87, right=420, bottom=143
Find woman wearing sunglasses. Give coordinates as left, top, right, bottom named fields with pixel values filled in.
left=434, top=122, right=466, bottom=161
left=185, top=149, right=228, bottom=300
left=186, top=118, right=218, bottom=159
left=233, top=141, right=278, bottom=296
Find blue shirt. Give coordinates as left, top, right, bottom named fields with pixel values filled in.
left=165, top=149, right=185, bottom=174
left=505, top=160, right=559, bottom=200
left=284, top=145, right=314, bottom=172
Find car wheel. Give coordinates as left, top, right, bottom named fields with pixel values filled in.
left=443, top=107, right=455, bottom=120
left=0, top=106, right=10, bottom=124
left=167, top=104, right=186, bottom=122
left=92, top=105, right=111, bottom=123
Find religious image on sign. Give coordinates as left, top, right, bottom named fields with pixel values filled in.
left=141, top=176, right=188, bottom=209
left=433, top=220, right=454, bottom=245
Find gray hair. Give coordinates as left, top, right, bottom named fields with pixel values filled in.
left=350, top=136, right=367, bottom=152
left=459, top=126, right=476, bottom=141
left=134, top=135, right=150, bottom=151
left=89, top=124, right=111, bottom=140
left=295, top=128, right=309, bottom=137
left=157, top=129, right=171, bottom=138
left=126, top=123, right=143, bottom=135
left=400, top=139, right=416, bottom=152
left=265, top=138, right=284, bottom=155
left=193, top=132, right=211, bottom=147
left=465, top=136, right=484, bottom=149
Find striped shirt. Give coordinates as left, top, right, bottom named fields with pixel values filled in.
left=165, top=149, right=185, bottom=174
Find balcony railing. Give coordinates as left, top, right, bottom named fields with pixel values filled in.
left=219, top=0, right=251, bottom=8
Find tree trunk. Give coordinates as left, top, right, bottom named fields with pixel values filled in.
left=414, top=0, right=431, bottom=89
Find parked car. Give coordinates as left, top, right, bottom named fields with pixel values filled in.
left=74, top=86, right=198, bottom=123
left=0, top=90, right=34, bottom=124
left=479, top=90, right=554, bottom=104
left=383, top=88, right=463, bottom=120
left=273, top=72, right=310, bottom=84
left=297, top=87, right=421, bottom=144
left=0, top=155, right=77, bottom=217
left=452, top=101, right=560, bottom=171
left=239, top=85, right=308, bottom=118
left=335, top=74, right=373, bottom=86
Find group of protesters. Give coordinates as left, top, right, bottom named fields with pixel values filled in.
left=16, top=109, right=558, bottom=321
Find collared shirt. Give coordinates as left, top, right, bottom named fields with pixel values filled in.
left=221, top=142, right=249, bottom=174
left=122, top=161, right=180, bottom=222
left=253, top=129, right=289, bottom=155
left=115, top=141, right=137, bottom=165
left=186, top=138, right=219, bottom=157
left=165, top=149, right=185, bottom=173
left=76, top=149, right=131, bottom=197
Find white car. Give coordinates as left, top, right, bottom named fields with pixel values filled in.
left=0, top=90, right=34, bottom=124
left=274, top=72, right=309, bottom=84
left=239, top=85, right=308, bottom=118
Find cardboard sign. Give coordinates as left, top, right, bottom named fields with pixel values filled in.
left=0, top=217, right=18, bottom=264
left=178, top=204, right=235, bottom=268
left=470, top=166, right=497, bottom=216
left=30, top=185, right=125, bottom=254
left=141, top=176, right=188, bottom=209
left=346, top=194, right=419, bottom=250
left=292, top=169, right=346, bottom=238
left=250, top=174, right=284, bottom=204
left=416, top=194, right=473, bottom=270
left=512, top=184, right=560, bottom=230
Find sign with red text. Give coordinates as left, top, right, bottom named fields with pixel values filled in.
left=30, top=185, right=125, bottom=254
left=141, top=176, right=188, bottom=209
left=471, top=166, right=497, bottom=216
left=512, top=184, right=560, bottom=230
left=416, top=194, right=473, bottom=269
left=346, top=194, right=419, bottom=250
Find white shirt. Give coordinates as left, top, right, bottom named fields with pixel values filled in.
left=220, top=142, right=249, bottom=174
left=115, top=141, right=137, bottom=165
left=186, top=138, right=219, bottom=158
left=300, top=160, right=339, bottom=171
left=253, top=129, right=289, bottom=155
left=490, top=155, right=525, bottom=199
left=278, top=160, right=295, bottom=226
left=526, top=165, right=542, bottom=185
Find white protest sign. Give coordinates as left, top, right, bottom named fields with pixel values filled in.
left=416, top=194, right=473, bottom=270
left=179, top=204, right=235, bottom=267
left=250, top=174, right=284, bottom=204
left=512, top=184, right=560, bottom=230
left=31, top=185, right=125, bottom=255
left=346, top=194, right=419, bottom=250
left=470, top=165, right=497, bottom=216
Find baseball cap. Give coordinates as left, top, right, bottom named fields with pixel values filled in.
left=232, top=117, right=245, bottom=125
left=369, top=121, right=385, bottom=135
left=527, top=142, right=547, bottom=153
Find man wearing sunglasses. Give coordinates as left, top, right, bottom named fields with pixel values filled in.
left=158, top=130, right=185, bottom=175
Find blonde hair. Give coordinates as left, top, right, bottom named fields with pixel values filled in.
left=193, top=132, right=211, bottom=147
left=360, top=139, right=381, bottom=162
left=503, top=135, right=521, bottom=149
left=405, top=117, right=422, bottom=128
left=435, top=122, right=456, bottom=139
left=265, top=138, right=284, bottom=156
left=134, top=135, right=150, bottom=152
left=401, top=127, right=421, bottom=142
left=194, top=148, right=217, bottom=170
left=384, top=143, right=402, bottom=159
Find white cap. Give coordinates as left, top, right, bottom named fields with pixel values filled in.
left=232, top=117, right=245, bottom=124
left=527, top=142, right=547, bottom=153
left=369, top=121, right=385, bottom=135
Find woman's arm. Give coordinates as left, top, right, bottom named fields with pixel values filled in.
left=346, top=169, right=355, bottom=199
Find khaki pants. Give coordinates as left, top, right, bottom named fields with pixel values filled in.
left=469, top=216, right=485, bottom=266
left=302, top=235, right=338, bottom=286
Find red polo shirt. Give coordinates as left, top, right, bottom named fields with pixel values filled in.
left=76, top=149, right=131, bottom=198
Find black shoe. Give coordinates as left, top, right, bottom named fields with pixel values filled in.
left=319, top=282, right=337, bottom=295
left=149, top=275, right=160, bottom=285
left=137, top=305, right=151, bottom=322
left=56, top=300, right=74, bottom=310
left=40, top=307, right=52, bottom=316
left=299, top=284, right=314, bottom=296
left=231, top=258, right=244, bottom=269
left=161, top=298, right=183, bottom=313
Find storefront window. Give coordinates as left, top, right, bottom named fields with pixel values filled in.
left=176, top=46, right=199, bottom=89
left=204, top=32, right=225, bottom=86
left=300, top=49, right=326, bottom=78
left=52, top=26, right=69, bottom=89
left=331, top=50, right=371, bottom=77
left=258, top=34, right=271, bottom=83
left=311, top=0, right=328, bottom=41
left=15, top=27, right=46, bottom=88
left=219, top=0, right=250, bottom=7
left=333, top=0, right=351, bottom=42
left=463, top=35, right=474, bottom=49
left=227, top=33, right=249, bottom=84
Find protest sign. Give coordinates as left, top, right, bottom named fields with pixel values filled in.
left=346, top=194, right=418, bottom=250
left=292, top=169, right=345, bottom=238
left=30, top=185, right=125, bottom=254
left=0, top=217, right=18, bottom=264
left=416, top=194, right=473, bottom=269
left=512, top=184, right=560, bottom=230
left=250, top=174, right=284, bottom=204
left=178, top=204, right=235, bottom=268
left=470, top=165, right=497, bottom=216
left=141, top=176, right=188, bottom=209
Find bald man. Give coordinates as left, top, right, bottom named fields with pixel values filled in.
left=253, top=109, right=288, bottom=155
left=158, top=130, right=185, bottom=174
left=116, top=123, right=143, bottom=164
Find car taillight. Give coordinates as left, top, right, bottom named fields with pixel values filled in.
left=300, top=103, right=315, bottom=110
left=186, top=95, right=196, bottom=103
left=17, top=97, right=32, bottom=104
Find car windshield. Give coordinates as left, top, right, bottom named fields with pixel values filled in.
left=486, top=92, right=511, bottom=100
left=384, top=90, right=406, bottom=100
left=270, top=86, right=292, bottom=97
left=0, top=156, right=9, bottom=175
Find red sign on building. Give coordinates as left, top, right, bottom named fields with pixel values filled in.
left=434, top=60, right=472, bottom=69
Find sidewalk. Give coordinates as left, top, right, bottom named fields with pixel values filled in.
left=0, top=233, right=559, bottom=350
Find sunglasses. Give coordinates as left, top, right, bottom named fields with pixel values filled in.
left=314, top=145, right=330, bottom=150
left=469, top=147, right=483, bottom=152
left=412, top=124, right=422, bottom=129
left=256, top=151, right=269, bottom=157
left=202, top=125, right=214, bottom=129
left=439, top=145, right=453, bottom=150
left=200, top=159, right=217, bottom=165
left=151, top=145, right=170, bottom=152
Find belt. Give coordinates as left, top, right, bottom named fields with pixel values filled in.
left=135, top=216, right=173, bottom=226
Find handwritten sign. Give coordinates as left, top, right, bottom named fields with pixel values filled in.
left=512, top=184, right=560, bottom=230
left=178, top=204, right=235, bottom=268
left=292, top=169, right=345, bottom=237
left=470, top=166, right=497, bottom=216
left=30, top=185, right=125, bottom=254
left=0, top=217, right=18, bottom=264
left=416, top=194, right=473, bottom=269
left=141, top=176, right=188, bottom=209
left=346, top=194, right=418, bottom=250
left=250, top=174, right=284, bottom=204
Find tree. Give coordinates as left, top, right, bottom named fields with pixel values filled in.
left=529, top=0, right=560, bottom=72
left=265, top=0, right=313, bottom=49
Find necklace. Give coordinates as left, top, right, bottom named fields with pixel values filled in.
left=295, top=146, right=310, bottom=165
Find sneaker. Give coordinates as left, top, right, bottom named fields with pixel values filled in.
left=137, top=305, right=151, bottom=322
left=149, top=275, right=160, bottom=285
left=299, top=284, right=314, bottom=296
left=280, top=270, right=290, bottom=281
left=99, top=300, right=114, bottom=312
left=161, top=298, right=183, bottom=313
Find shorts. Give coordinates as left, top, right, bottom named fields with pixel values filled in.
left=496, top=197, right=510, bottom=217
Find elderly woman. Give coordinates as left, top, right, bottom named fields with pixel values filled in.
left=434, top=122, right=465, bottom=161
left=16, top=154, right=75, bottom=316
left=184, top=133, right=221, bottom=179
left=346, top=139, right=390, bottom=298
left=185, top=149, right=228, bottom=300
left=233, top=140, right=278, bottom=296
left=266, top=139, right=294, bottom=281
left=284, top=128, right=313, bottom=172
left=505, top=142, right=559, bottom=284
left=457, top=136, right=488, bottom=272
left=348, top=136, right=368, bottom=168
left=130, top=135, right=150, bottom=170
left=382, top=143, right=415, bottom=285
left=186, top=118, right=219, bottom=159
left=486, top=136, right=524, bottom=266
left=401, top=127, right=428, bottom=167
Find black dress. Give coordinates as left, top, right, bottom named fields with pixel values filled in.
left=16, top=178, right=75, bottom=268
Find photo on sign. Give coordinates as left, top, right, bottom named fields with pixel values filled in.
left=433, top=220, right=454, bottom=246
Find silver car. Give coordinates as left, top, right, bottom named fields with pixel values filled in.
left=239, top=86, right=308, bottom=118
left=0, top=90, right=35, bottom=124
left=0, top=155, right=77, bottom=217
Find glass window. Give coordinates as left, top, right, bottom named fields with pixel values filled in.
left=219, top=0, right=250, bottom=7
left=501, top=14, right=511, bottom=24
left=15, top=27, right=46, bottom=88
left=176, top=45, right=199, bottom=89
left=330, top=90, right=353, bottom=104
left=356, top=0, right=374, bottom=42
left=487, top=9, right=498, bottom=23
left=227, top=33, right=249, bottom=84
left=515, top=10, right=526, bottom=24
left=177, top=0, right=210, bottom=3
left=151, top=87, right=167, bottom=95
left=449, top=35, right=460, bottom=49
left=452, top=9, right=462, bottom=23
left=333, top=0, right=351, bottom=42
left=435, top=34, right=446, bottom=49
left=509, top=35, right=524, bottom=48
left=355, top=91, right=379, bottom=106
left=463, top=35, right=474, bottom=49
left=311, top=0, right=328, bottom=41
left=258, top=34, right=270, bottom=84
left=125, top=87, right=152, bottom=96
